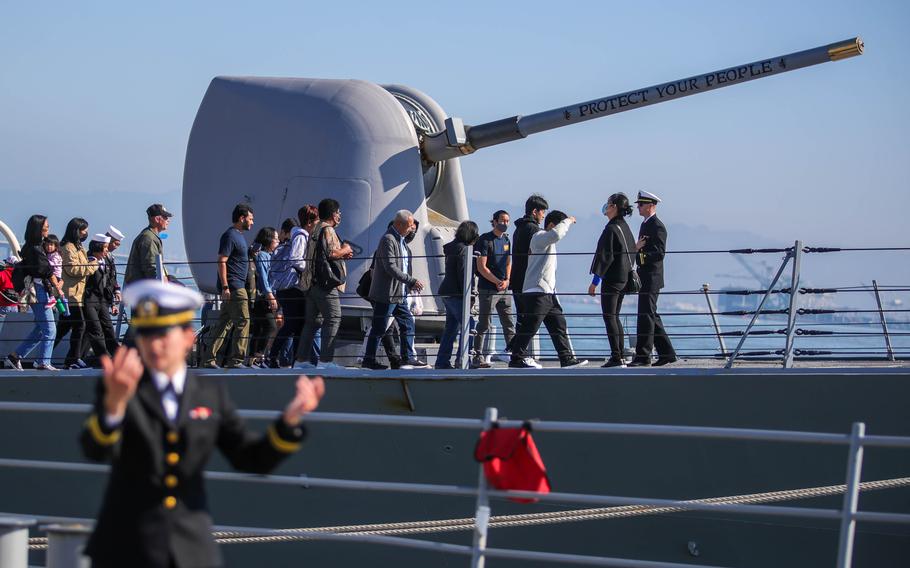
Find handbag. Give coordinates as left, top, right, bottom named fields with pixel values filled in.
left=623, top=269, right=641, bottom=295
left=356, top=256, right=374, bottom=300
left=313, top=229, right=346, bottom=290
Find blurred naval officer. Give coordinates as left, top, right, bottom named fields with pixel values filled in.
left=630, top=191, right=678, bottom=367
left=80, top=279, right=325, bottom=568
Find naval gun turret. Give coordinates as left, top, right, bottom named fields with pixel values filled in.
left=182, top=37, right=863, bottom=320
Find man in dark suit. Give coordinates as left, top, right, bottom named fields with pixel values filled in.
left=80, top=279, right=325, bottom=568
left=630, top=191, right=678, bottom=367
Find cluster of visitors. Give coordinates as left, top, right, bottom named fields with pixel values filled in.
left=3, top=189, right=678, bottom=371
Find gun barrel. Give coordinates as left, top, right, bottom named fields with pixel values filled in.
left=422, top=37, right=863, bottom=162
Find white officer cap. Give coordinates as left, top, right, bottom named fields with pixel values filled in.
left=107, top=225, right=125, bottom=241
left=122, top=280, right=203, bottom=334
left=90, top=233, right=111, bottom=244
left=635, top=190, right=661, bottom=204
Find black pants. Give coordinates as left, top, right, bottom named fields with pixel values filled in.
left=635, top=291, right=676, bottom=360
left=270, top=288, right=307, bottom=364
left=98, top=300, right=120, bottom=355
left=80, top=298, right=112, bottom=362
left=55, top=304, right=86, bottom=366
left=250, top=297, right=277, bottom=356
left=510, top=293, right=573, bottom=363
left=600, top=288, right=626, bottom=361
left=507, top=291, right=524, bottom=353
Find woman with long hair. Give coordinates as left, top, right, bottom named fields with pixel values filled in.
left=434, top=220, right=480, bottom=369
left=3, top=214, right=58, bottom=370
left=54, top=217, right=98, bottom=369
left=588, top=193, right=636, bottom=367
left=249, top=226, right=280, bottom=367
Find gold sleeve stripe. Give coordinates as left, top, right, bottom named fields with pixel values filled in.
left=86, top=414, right=121, bottom=446
left=131, top=310, right=195, bottom=328
left=267, top=424, right=301, bottom=454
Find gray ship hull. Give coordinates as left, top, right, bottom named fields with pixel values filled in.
left=2, top=366, right=909, bottom=567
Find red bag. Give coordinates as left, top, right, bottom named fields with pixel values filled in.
left=474, top=423, right=551, bottom=503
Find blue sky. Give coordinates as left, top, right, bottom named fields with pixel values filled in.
left=1, top=0, right=908, bottom=248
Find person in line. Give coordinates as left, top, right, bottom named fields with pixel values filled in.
left=362, top=210, right=427, bottom=370
left=268, top=208, right=320, bottom=367
left=509, top=194, right=549, bottom=368
left=100, top=226, right=125, bottom=355
left=295, top=199, right=353, bottom=369
left=80, top=234, right=115, bottom=366
left=472, top=210, right=516, bottom=368
left=55, top=217, right=99, bottom=369
left=249, top=226, right=280, bottom=368
left=630, top=191, right=678, bottom=367
left=0, top=257, right=18, bottom=314
left=202, top=204, right=255, bottom=369
left=435, top=221, right=479, bottom=370
left=124, top=204, right=172, bottom=284
left=79, top=279, right=324, bottom=568
left=43, top=233, right=66, bottom=306
left=509, top=210, right=587, bottom=369
left=3, top=215, right=58, bottom=371
left=588, top=193, right=636, bottom=368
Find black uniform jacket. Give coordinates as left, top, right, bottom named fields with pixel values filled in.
left=635, top=215, right=667, bottom=292
left=80, top=371, right=305, bottom=568
left=509, top=215, right=541, bottom=294
left=590, top=217, right=636, bottom=291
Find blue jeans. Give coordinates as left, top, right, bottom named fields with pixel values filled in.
left=364, top=302, right=414, bottom=362
left=435, top=297, right=475, bottom=368
left=15, top=284, right=56, bottom=366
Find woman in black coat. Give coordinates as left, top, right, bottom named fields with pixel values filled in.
left=588, top=193, right=636, bottom=367
left=435, top=221, right=479, bottom=369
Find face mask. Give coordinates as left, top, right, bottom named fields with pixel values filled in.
left=79, top=235, right=88, bottom=243
left=404, top=229, right=417, bottom=244
left=602, top=203, right=611, bottom=216
left=495, top=223, right=508, bottom=233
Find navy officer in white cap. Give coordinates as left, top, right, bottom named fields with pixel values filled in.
left=630, top=190, right=678, bottom=366
left=80, top=279, right=325, bottom=568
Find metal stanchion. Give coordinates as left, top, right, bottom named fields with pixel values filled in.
left=45, top=523, right=92, bottom=568
left=155, top=254, right=166, bottom=283
left=702, top=283, right=726, bottom=354
left=471, top=407, right=497, bottom=568
left=459, top=245, right=473, bottom=370
left=835, top=422, right=865, bottom=568
left=0, top=517, right=35, bottom=568
left=782, top=241, right=803, bottom=368
left=872, top=280, right=896, bottom=361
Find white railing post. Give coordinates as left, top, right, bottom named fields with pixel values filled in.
left=782, top=240, right=803, bottom=368
left=0, top=517, right=34, bottom=568
left=471, top=407, right=498, bottom=568
left=835, top=422, right=865, bottom=568
left=702, top=283, right=727, bottom=354
left=46, top=523, right=92, bottom=568
left=155, top=253, right=166, bottom=283
left=459, top=244, right=473, bottom=369
left=872, top=280, right=896, bottom=361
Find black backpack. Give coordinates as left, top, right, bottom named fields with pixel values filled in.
left=313, top=229, right=346, bottom=290
left=10, top=263, right=27, bottom=295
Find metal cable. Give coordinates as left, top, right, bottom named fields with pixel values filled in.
left=29, top=476, right=908, bottom=549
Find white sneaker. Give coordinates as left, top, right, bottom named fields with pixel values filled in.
left=34, top=363, right=60, bottom=371
left=3, top=355, right=23, bottom=371
left=293, top=362, right=317, bottom=370
left=527, top=358, right=543, bottom=369
left=316, top=362, right=343, bottom=370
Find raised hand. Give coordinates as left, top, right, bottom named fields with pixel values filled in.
left=282, top=375, right=326, bottom=426
left=101, top=346, right=144, bottom=419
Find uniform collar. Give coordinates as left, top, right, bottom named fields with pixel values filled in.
left=642, top=213, right=656, bottom=224
left=150, top=365, right=187, bottom=395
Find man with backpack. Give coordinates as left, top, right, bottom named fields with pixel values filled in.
left=294, top=199, right=353, bottom=369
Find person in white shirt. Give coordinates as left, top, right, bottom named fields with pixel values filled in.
left=509, top=210, right=587, bottom=369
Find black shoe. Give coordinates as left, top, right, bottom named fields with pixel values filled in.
left=653, top=356, right=679, bottom=367
left=628, top=359, right=651, bottom=367
left=601, top=358, right=627, bottom=368
left=560, top=358, right=588, bottom=369
left=400, top=359, right=430, bottom=369
left=361, top=359, right=388, bottom=370
left=388, top=357, right=402, bottom=370
left=434, top=363, right=456, bottom=370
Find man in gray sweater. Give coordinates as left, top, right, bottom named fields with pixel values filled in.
left=362, top=210, right=427, bottom=370
left=509, top=210, right=587, bottom=369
